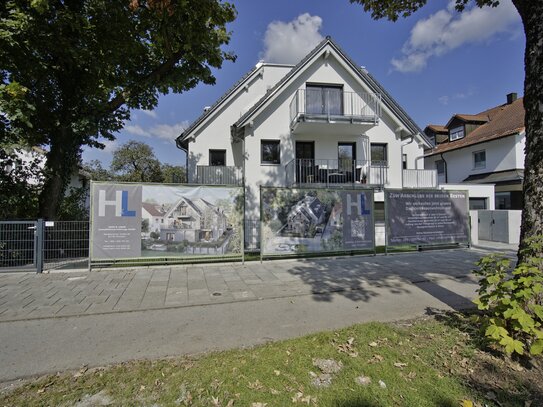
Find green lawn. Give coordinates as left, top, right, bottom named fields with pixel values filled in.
left=1, top=315, right=540, bottom=406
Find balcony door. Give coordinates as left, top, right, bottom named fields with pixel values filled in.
left=295, top=141, right=315, bottom=183
left=306, top=84, right=343, bottom=115
left=338, top=142, right=356, bottom=181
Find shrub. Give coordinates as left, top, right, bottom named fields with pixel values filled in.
left=473, top=235, right=543, bottom=356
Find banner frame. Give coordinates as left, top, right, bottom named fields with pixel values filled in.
left=259, top=185, right=376, bottom=259
left=384, top=187, right=471, bottom=249
left=89, top=181, right=244, bottom=267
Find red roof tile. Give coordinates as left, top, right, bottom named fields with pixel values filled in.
left=425, top=98, right=525, bottom=157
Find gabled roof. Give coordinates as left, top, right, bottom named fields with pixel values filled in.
left=231, top=37, right=432, bottom=147
left=425, top=124, right=448, bottom=134
left=166, top=197, right=202, bottom=218
left=445, top=113, right=489, bottom=128
left=425, top=97, right=525, bottom=157
left=175, top=64, right=269, bottom=148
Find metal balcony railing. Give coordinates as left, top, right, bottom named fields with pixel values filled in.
left=285, top=158, right=388, bottom=188
left=289, top=89, right=381, bottom=128
left=194, top=166, right=243, bottom=186
left=402, top=169, right=438, bottom=188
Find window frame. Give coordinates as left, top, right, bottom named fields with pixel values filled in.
left=449, top=126, right=465, bottom=141
left=260, top=139, right=281, bottom=165
left=209, top=149, right=226, bottom=166
left=370, top=143, right=388, bottom=165
left=473, top=150, right=486, bottom=170
left=305, top=83, right=344, bottom=115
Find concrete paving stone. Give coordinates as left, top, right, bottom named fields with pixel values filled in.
left=231, top=290, right=256, bottom=300
left=146, top=285, right=167, bottom=293
left=187, top=280, right=207, bottom=290
left=26, top=305, right=64, bottom=318
left=56, top=303, right=91, bottom=316
left=80, top=295, right=110, bottom=305
left=140, top=295, right=166, bottom=306
left=225, top=281, right=249, bottom=291
left=114, top=301, right=142, bottom=311
left=86, top=302, right=116, bottom=314
left=188, top=288, right=210, bottom=299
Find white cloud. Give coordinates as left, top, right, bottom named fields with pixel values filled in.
left=140, top=109, right=158, bottom=119
left=102, top=139, right=119, bottom=153
left=261, top=13, right=324, bottom=64
left=122, top=121, right=189, bottom=141
left=391, top=0, right=521, bottom=73
left=438, top=95, right=449, bottom=105
left=148, top=122, right=189, bottom=141
left=125, top=124, right=150, bottom=137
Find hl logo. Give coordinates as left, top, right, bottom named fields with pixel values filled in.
left=346, top=193, right=371, bottom=216
left=98, top=190, right=136, bottom=217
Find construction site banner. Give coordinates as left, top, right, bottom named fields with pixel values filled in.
left=385, top=189, right=470, bottom=246
left=90, top=182, right=243, bottom=261
left=261, top=187, right=375, bottom=256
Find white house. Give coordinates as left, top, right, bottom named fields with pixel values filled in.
left=176, top=37, right=436, bottom=226
left=424, top=94, right=525, bottom=210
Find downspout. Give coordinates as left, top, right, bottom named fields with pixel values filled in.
left=175, top=137, right=189, bottom=183
left=439, top=152, right=448, bottom=184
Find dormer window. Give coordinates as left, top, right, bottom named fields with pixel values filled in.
left=449, top=126, right=465, bottom=141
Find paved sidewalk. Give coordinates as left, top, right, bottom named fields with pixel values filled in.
left=0, top=246, right=519, bottom=382
left=0, top=247, right=515, bottom=322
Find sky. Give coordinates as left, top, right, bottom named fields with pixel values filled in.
left=82, top=0, right=525, bottom=167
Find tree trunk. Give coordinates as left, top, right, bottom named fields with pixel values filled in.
left=38, top=130, right=79, bottom=219
left=513, top=0, right=543, bottom=263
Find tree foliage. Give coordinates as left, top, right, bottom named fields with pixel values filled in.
left=473, top=236, right=543, bottom=357
left=349, top=0, right=543, bottom=262
left=111, top=140, right=163, bottom=183
left=0, top=0, right=236, bottom=218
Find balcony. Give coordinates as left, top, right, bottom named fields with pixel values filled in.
left=285, top=159, right=388, bottom=188
left=289, top=89, right=381, bottom=135
left=402, top=169, right=438, bottom=188
left=194, top=165, right=243, bottom=186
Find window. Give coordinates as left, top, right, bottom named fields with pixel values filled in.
left=496, top=192, right=512, bottom=210
left=338, top=142, right=356, bottom=172
left=305, top=84, right=343, bottom=115
left=261, top=140, right=281, bottom=164
left=209, top=149, right=226, bottom=166
left=370, top=143, right=387, bottom=165
left=473, top=150, right=486, bottom=169
left=469, top=198, right=487, bottom=210
left=449, top=126, right=465, bottom=141
left=402, top=154, right=407, bottom=170
left=435, top=160, right=445, bottom=175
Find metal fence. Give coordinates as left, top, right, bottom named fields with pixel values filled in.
left=43, top=221, right=89, bottom=271
left=0, top=221, right=37, bottom=271
left=0, top=220, right=89, bottom=273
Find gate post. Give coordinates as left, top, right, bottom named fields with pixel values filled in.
left=36, top=218, right=44, bottom=273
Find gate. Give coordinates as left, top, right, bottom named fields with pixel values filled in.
left=0, top=221, right=38, bottom=272
left=478, top=210, right=521, bottom=244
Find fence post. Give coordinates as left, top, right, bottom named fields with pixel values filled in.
left=36, top=218, right=44, bottom=273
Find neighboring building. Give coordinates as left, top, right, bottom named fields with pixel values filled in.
left=176, top=37, right=436, bottom=223
left=424, top=93, right=525, bottom=210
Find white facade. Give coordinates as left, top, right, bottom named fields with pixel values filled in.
left=424, top=132, right=525, bottom=184
left=178, top=38, right=434, bottom=220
